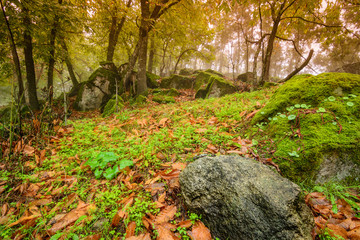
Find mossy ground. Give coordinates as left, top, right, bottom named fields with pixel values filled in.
left=2, top=73, right=359, bottom=238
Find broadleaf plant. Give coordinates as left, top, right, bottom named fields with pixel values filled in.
left=86, top=151, right=133, bottom=180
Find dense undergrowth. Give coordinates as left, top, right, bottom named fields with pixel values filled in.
left=0, top=74, right=359, bottom=239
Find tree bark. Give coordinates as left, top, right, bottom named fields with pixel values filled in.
left=260, top=18, right=280, bottom=86
left=106, top=0, right=132, bottom=62
left=279, top=49, right=314, bottom=83
left=1, top=0, right=24, bottom=103
left=23, top=5, right=40, bottom=110
left=148, top=33, right=155, bottom=73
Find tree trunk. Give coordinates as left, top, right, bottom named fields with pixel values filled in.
left=137, top=31, right=148, bottom=95
left=148, top=33, right=155, bottom=73
left=61, top=39, right=78, bottom=86
left=279, top=49, right=314, bottom=83
left=106, top=0, right=132, bottom=62
left=47, top=9, right=60, bottom=102
left=1, top=0, right=24, bottom=103
left=260, top=18, right=280, bottom=86
left=23, top=6, right=40, bottom=110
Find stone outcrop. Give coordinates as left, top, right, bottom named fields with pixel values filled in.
left=160, top=75, right=194, bottom=89
left=334, top=62, right=360, bottom=75
left=195, top=73, right=237, bottom=99
left=74, top=63, right=121, bottom=111
left=180, top=155, right=314, bottom=240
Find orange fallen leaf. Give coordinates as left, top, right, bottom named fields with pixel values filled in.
left=326, top=223, right=348, bottom=239
left=177, top=220, right=192, bottom=229
left=195, top=128, right=207, bottom=134
left=126, top=221, right=137, bottom=238
left=1, top=203, right=8, bottom=217
left=126, top=233, right=151, bottom=240
left=245, top=110, right=259, bottom=121
left=47, top=201, right=96, bottom=235
left=8, top=210, right=40, bottom=227
left=192, top=221, right=212, bottom=240
left=172, top=162, right=187, bottom=171
left=156, top=224, right=179, bottom=240
left=348, top=227, right=360, bottom=239
left=159, top=169, right=181, bottom=180
left=112, top=197, right=134, bottom=226
left=155, top=205, right=177, bottom=224
left=23, top=145, right=35, bottom=156
left=159, top=118, right=170, bottom=127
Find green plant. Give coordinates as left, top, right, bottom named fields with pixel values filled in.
left=125, top=193, right=159, bottom=234
left=86, top=151, right=133, bottom=180
left=318, top=227, right=345, bottom=240
left=177, top=227, right=190, bottom=240
left=188, top=212, right=201, bottom=224
left=312, top=182, right=360, bottom=214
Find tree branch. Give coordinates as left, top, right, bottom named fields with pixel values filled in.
left=279, top=49, right=314, bottom=83
left=281, top=16, right=342, bottom=28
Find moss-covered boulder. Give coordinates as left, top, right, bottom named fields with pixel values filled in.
left=160, top=75, right=194, bottom=89
left=250, top=73, right=360, bottom=184
left=74, top=66, right=122, bottom=111
left=194, top=72, right=213, bottom=91
left=152, top=95, right=176, bottom=104
left=102, top=96, right=124, bottom=117
left=204, top=69, right=224, bottom=77
left=153, top=88, right=180, bottom=97
left=146, top=72, right=160, bottom=89
left=179, top=68, right=196, bottom=76
left=195, top=74, right=237, bottom=99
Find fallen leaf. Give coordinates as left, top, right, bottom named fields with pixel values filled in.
left=195, top=128, right=207, bottom=134
left=172, top=162, right=187, bottom=171
left=1, top=203, right=8, bottom=216
left=126, top=221, right=137, bottom=238
left=326, top=223, right=348, bottom=239
left=47, top=201, right=96, bottom=235
left=192, top=221, right=212, bottom=240
left=155, top=205, right=177, bottom=224
left=177, top=220, right=192, bottom=229
left=348, top=227, right=360, bottom=240
left=159, top=169, right=181, bottom=180
left=23, top=145, right=35, bottom=156
left=126, top=233, right=151, bottom=240
left=245, top=110, right=259, bottom=121
left=156, top=224, right=179, bottom=240
left=112, top=197, right=134, bottom=226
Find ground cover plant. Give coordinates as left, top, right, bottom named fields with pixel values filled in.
left=0, top=76, right=360, bottom=239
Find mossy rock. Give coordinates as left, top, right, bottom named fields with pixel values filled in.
left=146, top=72, right=160, bottom=89
left=152, top=95, right=176, bottom=104
left=153, top=88, right=180, bottom=97
left=160, top=75, right=194, bottom=89
left=204, top=69, right=224, bottom=77
left=250, top=72, right=360, bottom=184
left=179, top=68, right=195, bottom=76
left=263, top=82, right=278, bottom=88
left=195, top=74, right=237, bottom=99
left=132, top=95, right=147, bottom=105
left=194, top=71, right=213, bottom=91
left=102, top=98, right=124, bottom=117
left=73, top=67, right=122, bottom=111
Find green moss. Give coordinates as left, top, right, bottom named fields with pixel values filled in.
left=263, top=82, right=278, bottom=88
left=160, top=75, right=194, bottom=89
left=196, top=75, right=236, bottom=99
left=102, top=99, right=124, bottom=117
left=252, top=73, right=360, bottom=124
left=152, top=95, right=175, bottom=104
left=194, top=72, right=213, bottom=91
left=146, top=72, right=160, bottom=89
left=204, top=69, right=224, bottom=77
left=153, top=88, right=180, bottom=97
left=250, top=73, right=360, bottom=184
left=133, top=95, right=147, bottom=105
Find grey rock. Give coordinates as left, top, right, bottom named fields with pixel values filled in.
left=334, top=62, right=360, bottom=75
left=180, top=155, right=314, bottom=240
left=316, top=152, right=360, bottom=184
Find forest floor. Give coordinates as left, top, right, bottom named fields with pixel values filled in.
left=1, top=87, right=360, bottom=240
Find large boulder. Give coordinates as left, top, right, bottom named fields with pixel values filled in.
left=237, top=72, right=256, bottom=84
left=193, top=72, right=213, bottom=91
left=160, top=74, right=194, bottom=89
left=334, top=62, right=360, bottom=75
left=180, top=155, right=314, bottom=240
left=195, top=74, right=237, bottom=99
left=251, top=73, right=360, bottom=183
left=74, top=63, right=122, bottom=111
